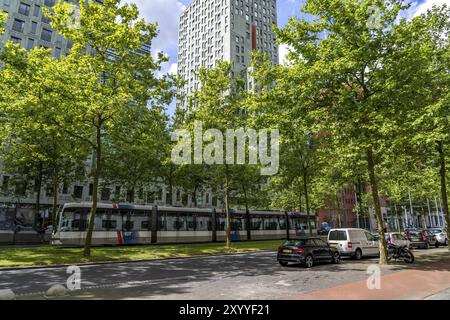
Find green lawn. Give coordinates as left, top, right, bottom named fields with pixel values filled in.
left=0, top=240, right=282, bottom=268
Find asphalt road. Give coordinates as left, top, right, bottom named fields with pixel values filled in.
left=1, top=248, right=449, bottom=300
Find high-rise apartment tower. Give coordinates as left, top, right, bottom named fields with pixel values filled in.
left=176, top=0, right=278, bottom=109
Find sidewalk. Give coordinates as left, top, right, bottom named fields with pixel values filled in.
left=286, top=259, right=450, bottom=300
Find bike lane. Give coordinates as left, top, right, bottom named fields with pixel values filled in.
left=285, top=258, right=450, bottom=300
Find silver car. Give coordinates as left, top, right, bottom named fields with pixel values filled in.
left=385, top=232, right=410, bottom=248
left=427, top=228, right=448, bottom=247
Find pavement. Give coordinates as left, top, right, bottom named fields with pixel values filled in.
left=287, top=258, right=450, bottom=300
left=0, top=248, right=449, bottom=300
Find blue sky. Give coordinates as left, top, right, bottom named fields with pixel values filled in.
left=124, top=0, right=445, bottom=116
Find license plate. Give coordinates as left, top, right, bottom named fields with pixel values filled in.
left=329, top=243, right=337, bottom=248
left=411, top=238, right=419, bottom=241
left=283, top=249, right=293, bottom=253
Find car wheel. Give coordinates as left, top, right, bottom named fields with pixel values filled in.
left=445, top=239, right=448, bottom=246
left=331, top=252, right=340, bottom=264
left=353, top=249, right=362, bottom=260
left=304, top=255, right=314, bottom=268
left=278, top=261, right=288, bottom=267
left=435, top=241, right=439, bottom=248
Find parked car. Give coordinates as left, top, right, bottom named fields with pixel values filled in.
left=277, top=237, right=340, bottom=268
left=426, top=228, right=448, bottom=247
left=405, top=229, right=429, bottom=249
left=327, top=228, right=379, bottom=260
left=385, top=232, right=410, bottom=248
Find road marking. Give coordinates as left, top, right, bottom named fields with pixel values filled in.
left=275, top=280, right=292, bottom=287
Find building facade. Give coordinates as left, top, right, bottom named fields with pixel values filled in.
left=176, top=0, right=278, bottom=109
left=0, top=0, right=77, bottom=56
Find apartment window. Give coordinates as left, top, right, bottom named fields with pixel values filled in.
left=101, top=188, right=110, bottom=201
left=31, top=21, right=37, bottom=34
left=18, top=2, right=30, bottom=16
left=26, top=38, right=34, bottom=50
left=55, top=47, right=61, bottom=59
left=74, top=186, right=83, bottom=199
left=33, top=5, right=40, bottom=17
left=236, top=45, right=239, bottom=53
left=12, top=19, right=25, bottom=32
left=10, top=36, right=22, bottom=45
left=41, top=28, right=52, bottom=42
left=44, top=0, right=55, bottom=7
left=41, top=14, right=51, bottom=24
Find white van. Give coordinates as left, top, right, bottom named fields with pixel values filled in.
left=327, top=228, right=379, bottom=259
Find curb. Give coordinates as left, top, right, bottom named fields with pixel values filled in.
left=0, top=249, right=276, bottom=272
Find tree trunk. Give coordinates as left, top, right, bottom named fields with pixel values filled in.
left=168, top=165, right=173, bottom=206
left=303, top=169, right=312, bottom=236
left=225, top=165, right=231, bottom=248
left=394, top=204, right=401, bottom=233
left=242, top=184, right=251, bottom=240
left=367, top=147, right=388, bottom=264
left=84, top=126, right=102, bottom=258
left=436, top=141, right=450, bottom=250
left=193, top=186, right=198, bottom=207
left=298, top=181, right=303, bottom=212
left=51, top=170, right=59, bottom=229
left=34, top=163, right=43, bottom=228
left=336, top=194, right=343, bottom=228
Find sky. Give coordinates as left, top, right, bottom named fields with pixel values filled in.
left=124, top=0, right=447, bottom=116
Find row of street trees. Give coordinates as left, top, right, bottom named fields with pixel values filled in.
left=175, top=0, right=450, bottom=264
left=0, top=0, right=449, bottom=265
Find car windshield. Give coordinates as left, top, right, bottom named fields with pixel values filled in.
left=427, top=230, right=441, bottom=235
left=282, top=239, right=308, bottom=247
left=409, top=231, right=421, bottom=236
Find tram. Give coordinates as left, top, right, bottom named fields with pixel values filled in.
left=52, top=202, right=317, bottom=246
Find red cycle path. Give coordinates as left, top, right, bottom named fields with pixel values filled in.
left=286, top=259, right=450, bottom=300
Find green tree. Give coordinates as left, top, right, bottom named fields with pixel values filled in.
left=46, top=0, right=174, bottom=257
left=182, top=61, right=249, bottom=248
left=0, top=45, right=89, bottom=227
left=406, top=5, right=450, bottom=247
left=102, top=106, right=170, bottom=203
left=275, top=0, right=436, bottom=264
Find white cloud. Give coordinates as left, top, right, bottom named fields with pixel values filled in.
left=407, top=0, right=448, bottom=18
left=122, top=0, right=186, bottom=56
left=279, top=44, right=293, bottom=66
left=168, top=62, right=178, bottom=75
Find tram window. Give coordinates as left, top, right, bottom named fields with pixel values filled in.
left=289, top=217, right=302, bottom=230
left=102, top=220, right=117, bottom=229
left=185, top=215, right=195, bottom=231
left=72, top=219, right=87, bottom=230
left=216, top=217, right=226, bottom=231
left=123, top=221, right=134, bottom=231
left=141, top=221, right=150, bottom=229
left=159, top=218, right=166, bottom=231
left=264, top=216, right=278, bottom=230
left=196, top=215, right=210, bottom=231
left=251, top=217, right=263, bottom=230
left=278, top=217, right=286, bottom=229
left=231, top=217, right=244, bottom=231
left=173, top=220, right=184, bottom=231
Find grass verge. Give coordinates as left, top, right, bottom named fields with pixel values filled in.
left=0, top=240, right=282, bottom=268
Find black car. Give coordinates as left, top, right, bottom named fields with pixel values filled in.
left=277, top=237, right=341, bottom=268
